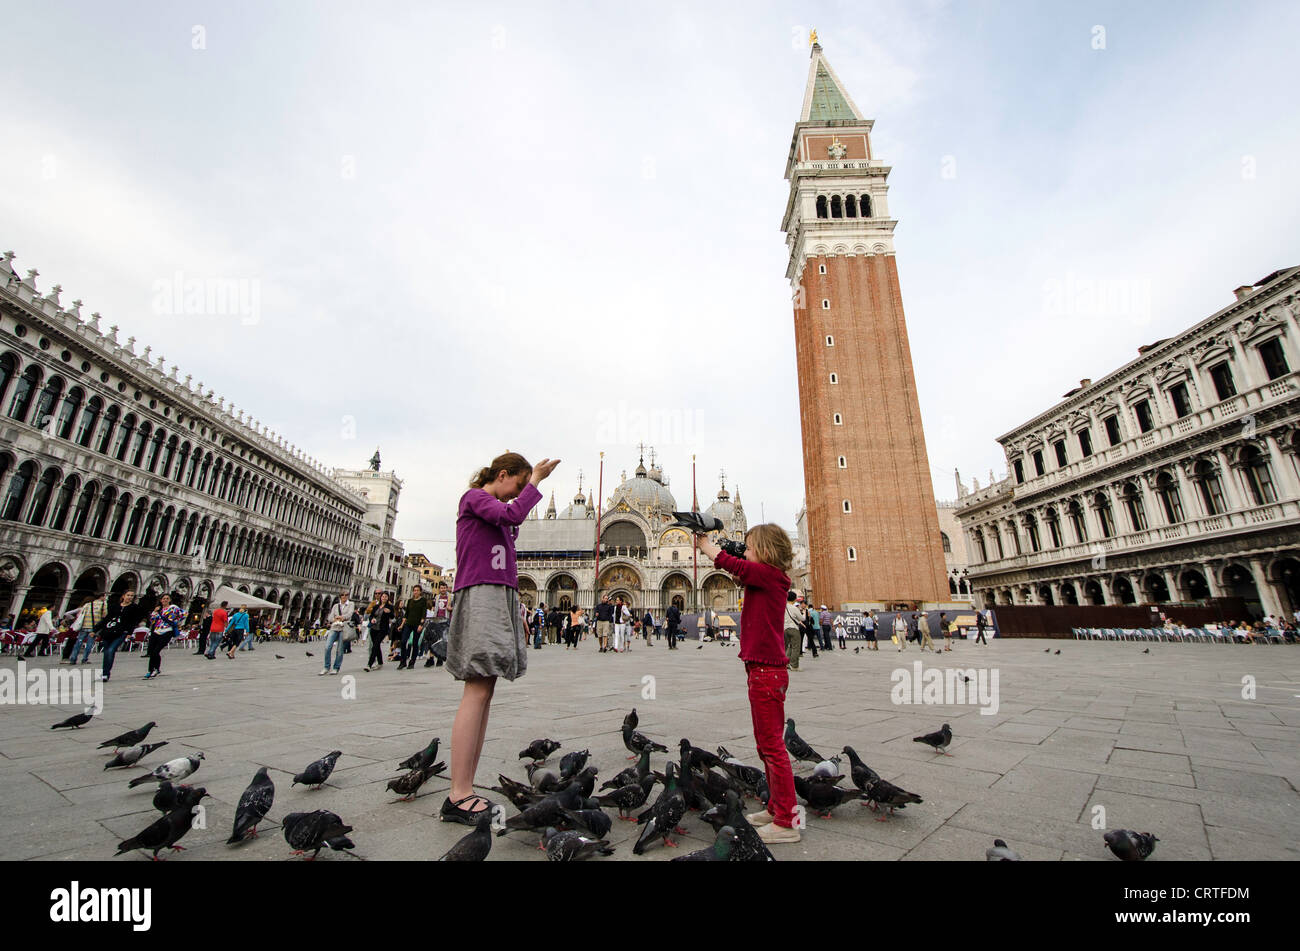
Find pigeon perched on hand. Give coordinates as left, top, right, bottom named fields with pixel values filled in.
left=128, top=752, right=204, bottom=788
left=228, top=767, right=276, bottom=844
left=518, top=738, right=561, bottom=762
left=116, top=791, right=209, bottom=860
left=986, top=838, right=1022, bottom=861
left=293, top=750, right=342, bottom=788
left=283, top=810, right=354, bottom=860
left=841, top=746, right=881, bottom=794
left=399, top=736, right=440, bottom=771
left=1103, top=829, right=1158, bottom=861
left=671, top=825, right=738, bottom=862
left=99, top=722, right=157, bottom=750
left=104, top=742, right=169, bottom=770
left=542, top=826, right=614, bottom=861
left=51, top=710, right=95, bottom=730
left=913, top=723, right=952, bottom=755
left=784, top=719, right=824, bottom=765
left=439, top=811, right=494, bottom=861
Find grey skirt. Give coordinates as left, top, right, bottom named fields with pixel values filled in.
left=446, top=584, right=527, bottom=682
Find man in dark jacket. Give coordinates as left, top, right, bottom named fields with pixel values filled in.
left=665, top=603, right=681, bottom=649
left=398, top=585, right=424, bottom=670
left=595, top=596, right=614, bottom=653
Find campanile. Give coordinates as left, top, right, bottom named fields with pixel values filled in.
left=781, top=38, right=947, bottom=608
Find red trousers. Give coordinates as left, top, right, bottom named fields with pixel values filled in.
left=746, top=662, right=797, bottom=828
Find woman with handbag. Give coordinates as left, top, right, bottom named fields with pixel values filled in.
left=365, top=592, right=395, bottom=671
left=96, top=590, right=148, bottom=682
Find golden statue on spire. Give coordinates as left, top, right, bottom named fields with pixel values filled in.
left=810, top=28, right=819, bottom=47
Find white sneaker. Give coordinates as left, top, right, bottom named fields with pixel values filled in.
left=746, top=809, right=774, bottom=826
left=319, top=669, right=328, bottom=676
left=330, top=670, right=339, bottom=675
left=757, top=822, right=801, bottom=844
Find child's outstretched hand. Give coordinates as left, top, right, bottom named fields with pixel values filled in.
left=530, top=458, right=561, bottom=485
left=693, top=533, right=720, bottom=558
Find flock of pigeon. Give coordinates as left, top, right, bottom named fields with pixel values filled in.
left=52, top=704, right=1159, bottom=861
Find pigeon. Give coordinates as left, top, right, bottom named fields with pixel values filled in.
left=716, top=746, right=765, bottom=796
left=439, top=810, right=494, bottom=861
left=1055, top=649, right=1061, bottom=655
left=305, top=651, right=314, bottom=657
left=497, top=786, right=584, bottom=839
left=601, top=747, right=652, bottom=791
left=681, top=740, right=725, bottom=773
left=283, top=810, right=355, bottom=860
left=275, top=654, right=285, bottom=659
left=399, top=736, right=441, bottom=771
left=555, top=765, right=599, bottom=799
left=1142, top=648, right=1150, bottom=654
left=1103, top=829, right=1158, bottom=862
left=491, top=774, right=542, bottom=812
left=518, top=738, right=561, bottom=762
left=559, top=749, right=590, bottom=781
left=862, top=778, right=923, bottom=819
left=784, top=719, right=824, bottom=765
left=623, top=708, right=639, bottom=732
left=812, top=756, right=842, bottom=780
left=913, top=723, right=952, bottom=755
left=623, top=720, right=668, bottom=760
left=525, top=761, right=560, bottom=793
left=700, top=790, right=775, bottom=862
left=152, top=781, right=196, bottom=813
left=293, top=750, right=342, bottom=788
left=128, top=753, right=204, bottom=788
left=228, top=767, right=276, bottom=844
left=793, top=775, right=857, bottom=817
left=671, top=825, right=738, bottom=862
left=52, top=711, right=94, bottom=730
left=116, top=791, right=209, bottom=860
left=104, top=742, right=169, bottom=770
left=854, top=646, right=861, bottom=654
left=986, top=838, right=1022, bottom=861
left=1044, top=649, right=1050, bottom=653
left=960, top=674, right=973, bottom=684
left=387, top=761, right=445, bottom=801
left=560, top=807, right=613, bottom=838
left=841, top=746, right=881, bottom=794
left=99, top=722, right=157, bottom=750
left=596, top=775, right=657, bottom=820
left=542, top=826, right=615, bottom=861
left=632, top=762, right=686, bottom=854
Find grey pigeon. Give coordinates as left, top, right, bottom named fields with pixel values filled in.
left=99, top=721, right=156, bottom=749
left=784, top=719, right=824, bottom=765
left=52, top=710, right=94, bottom=730
left=986, top=838, right=1022, bottom=861
left=596, top=775, right=657, bottom=820
left=399, top=736, right=440, bottom=771
left=913, top=723, right=952, bottom=755
left=632, top=762, right=686, bottom=854
left=671, top=825, right=739, bottom=862
left=116, top=790, right=209, bottom=859
left=525, top=761, right=560, bottom=792
left=387, top=761, right=445, bottom=801
left=601, top=747, right=652, bottom=791
left=716, top=746, right=765, bottom=796
left=560, top=807, right=612, bottom=838
left=622, top=721, right=668, bottom=760
left=228, top=767, right=276, bottom=844
left=293, top=750, right=342, bottom=788
left=128, top=752, right=203, bottom=788
left=439, top=810, right=494, bottom=861
left=152, top=781, right=195, bottom=812
left=1103, top=829, right=1158, bottom=861
left=283, top=810, right=354, bottom=860
left=700, top=789, right=774, bottom=862
left=497, top=786, right=583, bottom=840
left=555, top=764, right=599, bottom=799
left=559, top=748, right=590, bottom=780
left=542, top=826, right=614, bottom=861
left=519, top=738, right=561, bottom=762
left=104, top=741, right=169, bottom=770
left=812, top=756, right=842, bottom=779
left=863, top=778, right=923, bottom=819
left=841, top=746, right=881, bottom=794
left=793, top=775, right=856, bottom=817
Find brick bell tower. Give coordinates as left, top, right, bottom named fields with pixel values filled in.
left=781, top=36, right=947, bottom=609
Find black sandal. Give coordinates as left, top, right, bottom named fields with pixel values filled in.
left=440, top=794, right=493, bottom=825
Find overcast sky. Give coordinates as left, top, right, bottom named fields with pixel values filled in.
left=3, top=1, right=1299, bottom=570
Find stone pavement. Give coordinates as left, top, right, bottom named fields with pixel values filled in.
left=1, top=635, right=1298, bottom=861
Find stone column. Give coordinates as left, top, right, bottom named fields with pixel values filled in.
left=1249, top=556, right=1286, bottom=618
left=1264, top=432, right=1299, bottom=501
left=1227, top=328, right=1260, bottom=392
left=1201, top=562, right=1224, bottom=598
left=1162, top=567, right=1182, bottom=602
left=1213, top=448, right=1248, bottom=511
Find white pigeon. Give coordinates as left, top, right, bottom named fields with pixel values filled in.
left=812, top=756, right=842, bottom=779
left=128, top=752, right=204, bottom=788
left=986, top=838, right=1022, bottom=861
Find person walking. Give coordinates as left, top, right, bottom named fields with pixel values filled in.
left=918, top=612, right=937, bottom=652
left=223, top=605, right=250, bottom=659
left=441, top=451, right=555, bottom=825
left=365, top=592, right=395, bottom=671
left=200, top=601, right=229, bottom=657
left=96, top=590, right=148, bottom=682
left=321, top=593, right=352, bottom=675
left=144, top=593, right=184, bottom=679
left=817, top=605, right=833, bottom=651
left=239, top=611, right=259, bottom=651
left=423, top=583, right=451, bottom=667
left=666, top=601, right=681, bottom=649
left=800, top=598, right=819, bottom=658
left=975, top=610, right=989, bottom=646
left=642, top=608, right=654, bottom=647
left=397, top=586, right=424, bottom=670
left=70, top=595, right=108, bottom=664
left=833, top=613, right=847, bottom=650
left=23, top=607, right=54, bottom=657
left=567, top=605, right=585, bottom=650
left=863, top=609, right=878, bottom=650
left=893, top=611, right=908, bottom=651
left=783, top=591, right=804, bottom=670
left=594, top=595, right=613, bottom=653
left=940, top=611, right=953, bottom=652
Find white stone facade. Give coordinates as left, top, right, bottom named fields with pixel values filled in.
left=955, top=267, right=1300, bottom=620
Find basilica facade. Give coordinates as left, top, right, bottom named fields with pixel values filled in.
left=515, top=453, right=748, bottom=614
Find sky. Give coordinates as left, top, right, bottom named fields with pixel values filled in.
left=3, top=0, right=1299, bottom=570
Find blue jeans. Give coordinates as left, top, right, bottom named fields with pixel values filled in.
left=72, top=630, right=96, bottom=663
left=323, top=629, right=344, bottom=670
left=101, top=635, right=127, bottom=677
left=239, top=631, right=256, bottom=650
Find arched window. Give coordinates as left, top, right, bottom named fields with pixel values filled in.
left=55, top=387, right=83, bottom=439
left=7, top=365, right=42, bottom=422
left=845, top=194, right=858, bottom=217
left=1240, top=446, right=1278, bottom=505
left=74, top=396, right=102, bottom=447
left=107, top=493, right=131, bottom=542
left=1068, top=499, right=1088, bottom=542
left=48, top=474, right=79, bottom=531
left=89, top=486, right=116, bottom=539
left=0, top=353, right=16, bottom=408
left=1194, top=460, right=1226, bottom=516
left=941, top=531, right=951, bottom=553
left=1044, top=508, right=1062, bottom=547
left=830, top=195, right=843, bottom=218
left=1121, top=482, right=1148, bottom=532
left=815, top=195, right=828, bottom=218
left=1095, top=493, right=1115, bottom=538
left=113, top=414, right=137, bottom=461
left=160, top=435, right=178, bottom=479
left=95, top=405, right=120, bottom=454
left=70, top=481, right=98, bottom=535
left=974, top=529, right=987, bottom=562
left=1156, top=472, right=1184, bottom=523
left=32, top=376, right=65, bottom=431
left=1, top=460, right=38, bottom=520
left=860, top=194, right=872, bottom=217
left=143, top=428, right=165, bottom=473
left=130, top=421, right=151, bottom=468
left=847, top=546, right=857, bottom=561
left=1024, top=515, right=1041, bottom=552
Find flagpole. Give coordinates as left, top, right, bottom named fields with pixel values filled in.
left=594, top=452, right=604, bottom=610
left=692, top=453, right=698, bottom=615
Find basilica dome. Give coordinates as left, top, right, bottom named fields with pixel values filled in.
left=610, top=458, right=677, bottom=513
left=707, top=484, right=735, bottom=525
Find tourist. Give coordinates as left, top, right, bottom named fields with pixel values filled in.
left=441, top=451, right=556, bottom=825
left=239, top=611, right=259, bottom=651
left=783, top=591, right=804, bottom=670
left=816, top=604, right=832, bottom=651
left=918, top=612, right=937, bottom=652
left=423, top=583, right=451, bottom=667
left=595, top=595, right=613, bottom=652
left=23, top=607, right=54, bottom=657
left=201, top=601, right=228, bottom=657
left=940, top=611, right=952, bottom=652
left=643, top=608, right=654, bottom=646
left=567, top=604, right=585, bottom=650
left=694, top=524, right=799, bottom=844
left=365, top=591, right=395, bottom=671
left=833, top=613, right=847, bottom=650
left=144, top=593, right=184, bottom=680
left=893, top=611, right=908, bottom=651
left=97, top=590, right=149, bottom=682
left=70, top=594, right=108, bottom=664
left=612, top=597, right=629, bottom=652
left=398, top=585, right=424, bottom=670
left=864, top=609, right=879, bottom=650
left=666, top=601, right=681, bottom=649
left=975, top=609, right=989, bottom=645
left=799, top=598, right=819, bottom=658
left=321, top=592, right=353, bottom=674
left=223, top=605, right=249, bottom=659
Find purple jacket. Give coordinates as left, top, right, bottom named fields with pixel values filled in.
left=453, top=483, right=542, bottom=592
